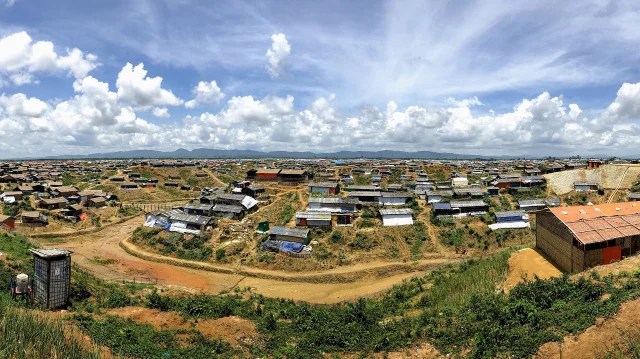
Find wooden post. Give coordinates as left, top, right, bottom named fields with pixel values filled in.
left=559, top=342, right=562, bottom=359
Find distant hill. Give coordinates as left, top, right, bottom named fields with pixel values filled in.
left=30, top=148, right=520, bottom=160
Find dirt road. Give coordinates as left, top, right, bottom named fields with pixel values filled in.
left=39, top=216, right=452, bottom=303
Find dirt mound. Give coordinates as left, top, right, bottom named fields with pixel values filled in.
left=535, top=297, right=640, bottom=359
left=545, top=164, right=640, bottom=195
left=502, top=248, right=562, bottom=292
left=107, top=306, right=258, bottom=347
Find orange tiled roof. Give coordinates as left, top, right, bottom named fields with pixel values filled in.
left=550, top=202, right=640, bottom=245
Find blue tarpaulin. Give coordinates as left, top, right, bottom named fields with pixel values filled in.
left=279, top=241, right=305, bottom=253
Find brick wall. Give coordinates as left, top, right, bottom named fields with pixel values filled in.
left=536, top=210, right=584, bottom=272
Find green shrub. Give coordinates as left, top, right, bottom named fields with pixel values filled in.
left=328, top=231, right=345, bottom=244
left=216, top=248, right=226, bottom=261
left=349, top=233, right=374, bottom=250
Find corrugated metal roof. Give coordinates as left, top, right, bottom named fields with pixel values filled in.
left=567, top=221, right=592, bottom=233
left=586, top=218, right=612, bottom=230
left=574, top=181, right=599, bottom=186
left=29, top=248, right=73, bottom=258
left=518, top=199, right=545, bottom=206
left=629, top=192, right=640, bottom=199
left=433, top=203, right=452, bottom=210
left=345, top=185, right=379, bottom=191
left=577, top=230, right=604, bottom=244
left=379, top=208, right=413, bottom=215
left=551, top=202, right=640, bottom=222
left=279, top=169, right=306, bottom=175
left=598, top=227, right=625, bottom=241
left=494, top=210, right=526, bottom=218
left=380, top=191, right=413, bottom=198
left=426, top=190, right=454, bottom=196
left=308, top=197, right=359, bottom=205
left=604, top=216, right=629, bottom=227
left=257, top=168, right=281, bottom=174
left=296, top=211, right=331, bottom=220
left=309, top=182, right=339, bottom=188
left=616, top=225, right=640, bottom=236
left=268, top=226, right=309, bottom=238
left=212, top=204, right=244, bottom=214
left=217, top=194, right=246, bottom=201
left=450, top=200, right=486, bottom=208
left=169, top=212, right=212, bottom=225
left=348, top=191, right=381, bottom=197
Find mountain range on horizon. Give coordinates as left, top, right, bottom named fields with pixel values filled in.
left=10, top=148, right=624, bottom=160
left=15, top=148, right=517, bottom=160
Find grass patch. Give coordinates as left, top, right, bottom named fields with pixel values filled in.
left=599, top=330, right=640, bottom=359
left=0, top=296, right=102, bottom=359
left=73, top=314, right=237, bottom=358
left=418, top=250, right=511, bottom=310
left=88, top=256, right=118, bottom=265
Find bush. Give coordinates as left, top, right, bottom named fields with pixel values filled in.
left=328, top=231, right=345, bottom=244
left=216, top=248, right=226, bottom=261
left=349, top=233, right=375, bottom=250
left=182, top=236, right=205, bottom=250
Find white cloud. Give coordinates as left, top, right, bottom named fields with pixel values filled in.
left=184, top=81, right=225, bottom=109
left=152, top=107, right=170, bottom=118
left=4, top=0, right=17, bottom=7
left=0, top=93, right=50, bottom=117
left=446, top=96, right=484, bottom=107
left=116, top=63, right=183, bottom=108
left=0, top=32, right=99, bottom=87
left=265, top=33, right=291, bottom=79
left=4, top=75, right=640, bottom=157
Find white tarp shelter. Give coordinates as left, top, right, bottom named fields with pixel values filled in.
left=379, top=208, right=413, bottom=227
left=488, top=221, right=530, bottom=230
left=169, top=221, right=201, bottom=234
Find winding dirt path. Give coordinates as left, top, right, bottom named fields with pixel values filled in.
left=37, top=216, right=457, bottom=303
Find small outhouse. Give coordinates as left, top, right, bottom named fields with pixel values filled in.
left=30, top=248, right=73, bottom=309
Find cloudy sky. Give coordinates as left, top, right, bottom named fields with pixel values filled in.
left=1, top=0, right=640, bottom=158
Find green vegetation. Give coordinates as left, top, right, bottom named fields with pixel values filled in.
left=599, top=330, right=640, bottom=359
left=3, top=223, right=640, bottom=359
left=0, top=232, right=34, bottom=289
left=131, top=227, right=213, bottom=261
left=2, top=197, right=34, bottom=217
left=118, top=206, right=141, bottom=216
left=328, top=230, right=345, bottom=244
left=278, top=192, right=298, bottom=225
left=74, top=314, right=237, bottom=359
left=0, top=298, right=102, bottom=359
left=407, top=197, right=422, bottom=217
left=349, top=232, right=375, bottom=250
left=354, top=174, right=371, bottom=185
left=406, top=221, right=431, bottom=259
left=418, top=250, right=510, bottom=310
left=62, top=173, right=78, bottom=186
left=89, top=256, right=118, bottom=265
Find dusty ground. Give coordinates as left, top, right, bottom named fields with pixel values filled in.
left=39, top=215, right=452, bottom=303
left=106, top=306, right=258, bottom=348
left=502, top=248, right=563, bottom=292
left=535, top=297, right=640, bottom=359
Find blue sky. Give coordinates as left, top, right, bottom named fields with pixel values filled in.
left=1, top=0, right=640, bottom=158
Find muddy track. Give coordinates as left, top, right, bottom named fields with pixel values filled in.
left=120, top=237, right=460, bottom=284
left=36, top=215, right=462, bottom=303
